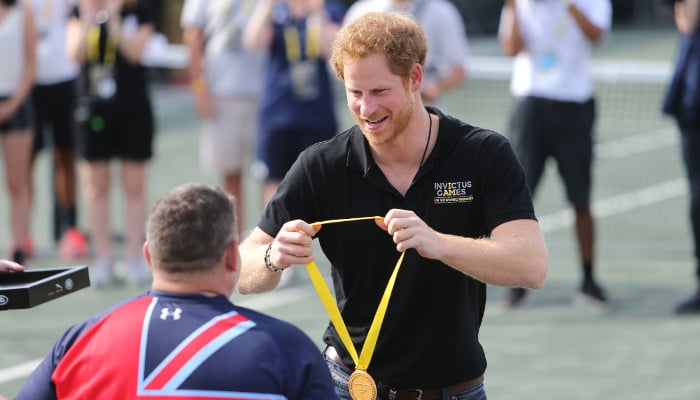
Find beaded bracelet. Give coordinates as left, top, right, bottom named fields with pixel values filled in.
left=265, top=242, right=284, bottom=273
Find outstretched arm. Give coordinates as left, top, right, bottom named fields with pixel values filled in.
left=238, top=222, right=320, bottom=294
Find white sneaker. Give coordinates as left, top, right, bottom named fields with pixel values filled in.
left=126, top=254, right=150, bottom=286
left=91, top=256, right=114, bottom=288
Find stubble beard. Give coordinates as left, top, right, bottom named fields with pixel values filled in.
left=356, top=94, right=415, bottom=146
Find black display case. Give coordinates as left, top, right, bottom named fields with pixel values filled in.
left=0, top=266, right=91, bottom=310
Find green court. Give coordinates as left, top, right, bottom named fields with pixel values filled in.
left=2, top=28, right=700, bottom=399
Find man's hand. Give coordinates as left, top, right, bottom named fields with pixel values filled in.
left=270, top=220, right=322, bottom=269
left=0, top=259, right=24, bottom=273
left=376, top=209, right=444, bottom=260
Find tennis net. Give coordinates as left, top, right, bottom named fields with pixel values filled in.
left=447, top=56, right=688, bottom=259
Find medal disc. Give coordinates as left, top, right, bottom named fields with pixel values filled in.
left=348, top=369, right=377, bottom=400
left=97, top=76, right=116, bottom=99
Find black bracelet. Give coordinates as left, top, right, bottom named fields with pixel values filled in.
left=265, top=242, right=284, bottom=273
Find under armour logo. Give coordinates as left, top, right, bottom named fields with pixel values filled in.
left=160, top=307, right=182, bottom=320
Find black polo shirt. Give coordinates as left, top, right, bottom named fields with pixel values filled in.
left=259, top=107, right=536, bottom=388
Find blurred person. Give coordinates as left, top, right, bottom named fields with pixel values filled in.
left=0, top=259, right=25, bottom=272
left=0, top=0, right=37, bottom=265
left=29, top=0, right=89, bottom=261
left=343, top=0, right=469, bottom=109
left=243, top=0, right=342, bottom=206
left=17, top=183, right=338, bottom=399
left=180, top=0, right=266, bottom=234
left=244, top=0, right=344, bottom=287
left=66, top=0, right=156, bottom=287
left=237, top=12, right=548, bottom=399
left=662, top=0, right=700, bottom=315
left=498, top=0, right=611, bottom=309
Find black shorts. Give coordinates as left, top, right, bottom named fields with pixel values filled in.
left=0, top=96, right=33, bottom=134
left=32, top=79, right=78, bottom=153
left=77, top=92, right=155, bottom=162
left=508, top=96, right=596, bottom=207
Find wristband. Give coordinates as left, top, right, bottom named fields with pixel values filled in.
left=265, top=242, right=284, bottom=273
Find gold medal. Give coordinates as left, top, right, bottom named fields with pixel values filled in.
left=348, top=369, right=377, bottom=400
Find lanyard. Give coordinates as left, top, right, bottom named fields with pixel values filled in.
left=304, top=216, right=406, bottom=371
left=283, top=13, right=322, bottom=62
left=87, top=23, right=117, bottom=66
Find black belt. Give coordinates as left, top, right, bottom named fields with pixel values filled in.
left=324, top=346, right=484, bottom=400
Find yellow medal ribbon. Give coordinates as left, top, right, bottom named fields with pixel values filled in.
left=283, top=13, right=322, bottom=62
left=87, top=24, right=117, bottom=66
left=305, top=216, right=406, bottom=372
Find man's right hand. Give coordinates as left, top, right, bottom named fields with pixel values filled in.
left=269, top=220, right=321, bottom=270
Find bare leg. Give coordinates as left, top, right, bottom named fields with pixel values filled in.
left=2, top=129, right=33, bottom=261
left=81, top=160, right=113, bottom=284
left=224, top=171, right=243, bottom=236
left=121, top=160, right=147, bottom=258
left=54, top=147, right=78, bottom=213
left=574, top=206, right=594, bottom=265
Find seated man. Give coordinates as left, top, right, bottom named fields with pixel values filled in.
left=17, top=183, right=337, bottom=399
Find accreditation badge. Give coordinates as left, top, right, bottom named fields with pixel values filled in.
left=534, top=53, right=563, bottom=90
left=289, top=59, right=320, bottom=100
left=348, top=369, right=377, bottom=400
left=90, top=66, right=117, bottom=100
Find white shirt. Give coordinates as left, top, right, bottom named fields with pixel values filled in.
left=0, top=5, right=25, bottom=96
left=501, top=0, right=612, bottom=102
left=32, top=0, right=79, bottom=85
left=180, top=0, right=266, bottom=97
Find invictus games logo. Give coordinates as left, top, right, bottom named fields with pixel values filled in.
left=433, top=180, right=474, bottom=204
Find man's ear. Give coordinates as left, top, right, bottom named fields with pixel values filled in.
left=143, top=242, right=153, bottom=270
left=410, top=62, right=424, bottom=92
left=225, top=240, right=240, bottom=272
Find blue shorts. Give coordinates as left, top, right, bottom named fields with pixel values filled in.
left=254, top=123, right=335, bottom=181
left=508, top=96, right=596, bottom=207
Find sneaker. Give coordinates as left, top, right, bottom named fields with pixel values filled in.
left=91, top=256, right=115, bottom=288
left=674, top=289, right=700, bottom=315
left=59, top=228, right=90, bottom=260
left=500, top=287, right=529, bottom=309
left=573, top=281, right=611, bottom=309
left=126, top=254, right=150, bottom=286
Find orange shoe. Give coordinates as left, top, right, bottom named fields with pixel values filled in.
left=59, top=228, right=90, bottom=261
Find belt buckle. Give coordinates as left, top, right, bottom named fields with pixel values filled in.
left=407, top=388, right=423, bottom=400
